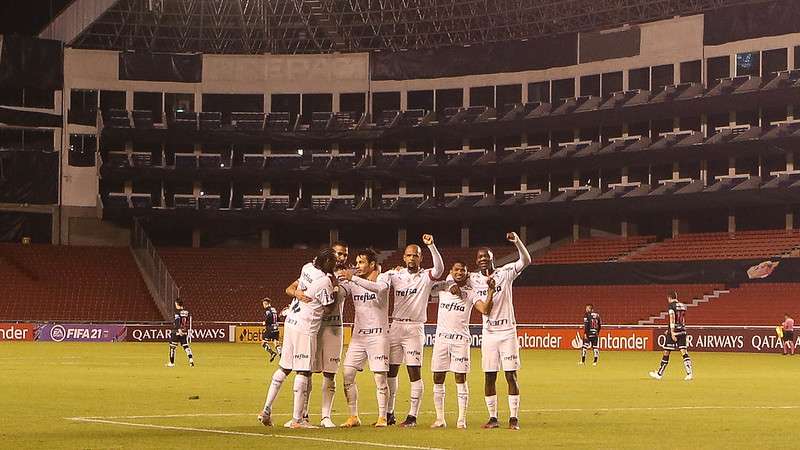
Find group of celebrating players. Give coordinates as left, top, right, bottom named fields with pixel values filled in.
left=256, top=232, right=532, bottom=430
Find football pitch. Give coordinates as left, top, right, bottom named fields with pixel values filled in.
left=2, top=343, right=799, bottom=449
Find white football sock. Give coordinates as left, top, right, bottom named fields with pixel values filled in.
left=456, top=383, right=469, bottom=424
left=321, top=375, right=336, bottom=419
left=433, top=383, right=445, bottom=422
left=292, top=374, right=309, bottom=422
left=343, top=367, right=359, bottom=417
left=508, top=394, right=520, bottom=418
left=485, top=395, right=498, bottom=418
left=409, top=379, right=424, bottom=417
left=387, top=376, right=398, bottom=414
left=374, top=373, right=388, bottom=418
left=302, top=374, right=312, bottom=419
left=263, top=369, right=287, bottom=411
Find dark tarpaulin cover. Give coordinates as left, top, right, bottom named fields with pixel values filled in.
left=0, top=211, right=51, bottom=243
left=0, top=106, right=61, bottom=128
left=703, top=0, right=800, bottom=46
left=0, top=150, right=58, bottom=204
left=0, top=35, right=63, bottom=89
left=119, top=51, right=202, bottom=83
left=370, top=34, right=578, bottom=81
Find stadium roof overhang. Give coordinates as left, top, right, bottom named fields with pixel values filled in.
left=42, top=0, right=771, bottom=54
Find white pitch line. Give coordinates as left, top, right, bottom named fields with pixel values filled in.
left=67, top=417, right=447, bottom=450
left=68, top=404, right=800, bottom=421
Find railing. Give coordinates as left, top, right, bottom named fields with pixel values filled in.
left=130, top=218, right=179, bottom=321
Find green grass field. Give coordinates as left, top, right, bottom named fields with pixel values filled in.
left=2, top=343, right=799, bottom=449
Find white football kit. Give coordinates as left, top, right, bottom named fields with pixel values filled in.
left=430, top=282, right=479, bottom=374
left=386, top=266, right=439, bottom=366
left=342, top=273, right=391, bottom=372
left=315, top=288, right=345, bottom=373
left=280, top=265, right=335, bottom=372
left=470, top=262, right=524, bottom=372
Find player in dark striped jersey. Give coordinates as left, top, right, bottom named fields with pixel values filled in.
left=650, top=292, right=693, bottom=381
left=579, top=304, right=601, bottom=366
left=167, top=299, right=194, bottom=367
left=262, top=297, right=281, bottom=362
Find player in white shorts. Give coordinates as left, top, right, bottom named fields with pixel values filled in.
left=258, top=248, right=338, bottom=429
left=285, top=241, right=349, bottom=428
left=385, top=234, right=444, bottom=427
left=470, top=232, right=531, bottom=431
left=429, top=262, right=495, bottom=429
left=336, top=248, right=391, bottom=428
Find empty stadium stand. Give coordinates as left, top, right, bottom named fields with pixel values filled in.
left=535, top=236, right=656, bottom=264
left=0, top=244, right=161, bottom=321
left=158, top=247, right=318, bottom=322
left=627, top=230, right=800, bottom=261
left=653, top=283, right=800, bottom=326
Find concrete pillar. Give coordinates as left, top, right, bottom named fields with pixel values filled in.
left=460, top=225, right=470, bottom=248
left=728, top=212, right=736, bottom=233
left=786, top=211, right=794, bottom=230
left=787, top=153, right=794, bottom=171
left=329, top=228, right=339, bottom=246
left=261, top=229, right=271, bottom=248
left=572, top=222, right=580, bottom=241
left=621, top=221, right=629, bottom=238
left=397, top=227, right=407, bottom=249
left=192, top=229, right=201, bottom=248
left=519, top=224, right=528, bottom=243
left=672, top=162, right=680, bottom=180
left=671, top=217, right=682, bottom=238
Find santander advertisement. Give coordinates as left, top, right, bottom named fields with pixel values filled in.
left=516, top=328, right=654, bottom=351
left=0, top=323, right=35, bottom=341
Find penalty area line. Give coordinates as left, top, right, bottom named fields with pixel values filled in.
left=66, top=417, right=447, bottom=450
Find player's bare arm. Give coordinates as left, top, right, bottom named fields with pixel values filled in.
left=474, top=277, right=496, bottom=315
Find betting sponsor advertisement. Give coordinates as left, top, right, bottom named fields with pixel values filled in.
left=0, top=323, right=35, bottom=341
left=656, top=327, right=800, bottom=353
left=36, top=324, right=126, bottom=342
left=126, top=324, right=231, bottom=342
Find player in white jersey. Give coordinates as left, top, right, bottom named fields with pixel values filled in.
left=385, top=234, right=444, bottom=427
left=429, top=262, right=495, bottom=429
left=336, top=248, right=391, bottom=428
left=258, top=248, right=338, bottom=429
left=285, top=241, right=349, bottom=428
left=471, top=232, right=531, bottom=431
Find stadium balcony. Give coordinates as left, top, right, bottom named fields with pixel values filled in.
left=368, top=110, right=401, bottom=129
left=378, top=194, right=425, bottom=210
left=448, top=106, right=496, bottom=125
left=0, top=244, right=162, bottom=322
left=231, top=112, right=265, bottom=131
left=265, top=112, right=293, bottom=131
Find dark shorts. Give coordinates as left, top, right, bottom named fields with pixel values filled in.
left=170, top=334, right=188, bottom=346
left=263, top=330, right=279, bottom=341
left=661, top=331, right=687, bottom=351
left=583, top=335, right=599, bottom=347
left=783, top=330, right=794, bottom=342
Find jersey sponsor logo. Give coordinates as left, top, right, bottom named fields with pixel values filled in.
left=372, top=354, right=389, bottom=361
left=454, top=356, right=469, bottom=363
left=294, top=353, right=310, bottom=360
left=439, top=302, right=466, bottom=312
left=322, top=314, right=341, bottom=323
left=437, top=332, right=466, bottom=341
left=357, top=327, right=383, bottom=335
left=477, top=286, right=502, bottom=296
left=395, top=288, right=419, bottom=298
left=487, top=318, right=509, bottom=327
left=353, top=292, right=377, bottom=302
left=0, top=323, right=34, bottom=341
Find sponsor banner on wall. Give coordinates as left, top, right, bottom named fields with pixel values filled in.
left=235, top=326, right=264, bottom=343
left=37, top=324, right=126, bottom=342
left=515, top=328, right=654, bottom=351
left=0, top=323, right=35, bottom=341
left=126, top=324, right=230, bottom=342
left=656, top=327, right=799, bottom=353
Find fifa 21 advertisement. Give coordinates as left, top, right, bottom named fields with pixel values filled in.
left=36, top=324, right=126, bottom=342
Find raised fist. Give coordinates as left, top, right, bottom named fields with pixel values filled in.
left=487, top=277, right=496, bottom=290
left=506, top=232, right=519, bottom=243
left=422, top=234, right=434, bottom=245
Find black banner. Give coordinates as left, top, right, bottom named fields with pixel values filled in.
left=579, top=27, right=640, bottom=64
left=370, top=34, right=577, bottom=81
left=119, top=51, right=202, bottom=83
left=0, top=150, right=58, bottom=204
left=704, top=0, right=800, bottom=46
left=0, top=36, right=63, bottom=89
left=518, top=258, right=800, bottom=287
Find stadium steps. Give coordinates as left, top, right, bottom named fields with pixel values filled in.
left=617, top=239, right=663, bottom=262
left=640, top=288, right=731, bottom=325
